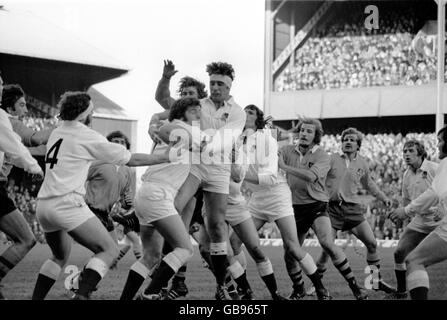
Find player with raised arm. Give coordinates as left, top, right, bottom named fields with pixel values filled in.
left=30, top=92, right=171, bottom=300
left=149, top=60, right=208, bottom=299
left=278, top=118, right=367, bottom=300
left=155, top=61, right=246, bottom=299
left=0, top=73, right=44, bottom=299
left=311, top=127, right=395, bottom=295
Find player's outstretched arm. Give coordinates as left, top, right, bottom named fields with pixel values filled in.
left=0, top=119, right=43, bottom=177
left=126, top=151, right=170, bottom=167
left=155, top=59, right=177, bottom=110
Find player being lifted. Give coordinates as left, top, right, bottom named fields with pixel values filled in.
left=150, top=61, right=246, bottom=299
left=312, top=128, right=395, bottom=295
left=31, top=92, right=171, bottom=300
left=389, top=128, right=447, bottom=300
left=0, top=74, right=44, bottom=299
left=278, top=119, right=367, bottom=300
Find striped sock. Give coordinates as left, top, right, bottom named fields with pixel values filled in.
left=334, top=257, right=355, bottom=284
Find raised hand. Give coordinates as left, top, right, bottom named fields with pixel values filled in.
left=162, top=59, right=178, bottom=79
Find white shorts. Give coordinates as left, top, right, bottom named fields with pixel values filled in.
left=407, top=215, right=440, bottom=234
left=190, top=164, right=230, bottom=194
left=135, top=182, right=178, bottom=225
left=248, top=183, right=294, bottom=223
left=37, top=193, right=95, bottom=233
left=201, top=201, right=251, bottom=227
left=433, top=218, right=447, bottom=243
left=226, top=202, right=252, bottom=227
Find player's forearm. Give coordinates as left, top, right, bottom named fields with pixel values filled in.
left=405, top=187, right=438, bottom=216
left=282, top=165, right=316, bottom=182
left=126, top=153, right=169, bottom=167
left=155, top=77, right=175, bottom=110
left=231, top=164, right=246, bottom=183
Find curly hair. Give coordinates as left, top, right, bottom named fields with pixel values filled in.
left=168, top=97, right=201, bottom=122
left=403, top=139, right=427, bottom=160
left=341, top=127, right=363, bottom=150
left=206, top=62, right=235, bottom=80
left=58, top=91, right=91, bottom=121
left=107, top=131, right=130, bottom=150
left=177, top=76, right=208, bottom=99
left=296, top=118, right=324, bottom=145
left=1, top=84, right=25, bottom=111
left=244, top=105, right=265, bottom=130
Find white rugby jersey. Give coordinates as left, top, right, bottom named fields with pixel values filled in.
left=140, top=120, right=193, bottom=190
left=199, top=97, right=246, bottom=162
left=243, top=130, right=287, bottom=193
left=0, top=109, right=40, bottom=173
left=37, top=121, right=131, bottom=199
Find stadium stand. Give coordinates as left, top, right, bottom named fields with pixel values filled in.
left=274, top=2, right=443, bottom=91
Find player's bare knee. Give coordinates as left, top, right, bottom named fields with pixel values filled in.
left=394, top=247, right=406, bottom=263
left=250, top=246, right=265, bottom=262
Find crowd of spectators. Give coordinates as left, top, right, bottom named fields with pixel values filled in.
left=275, top=3, right=441, bottom=91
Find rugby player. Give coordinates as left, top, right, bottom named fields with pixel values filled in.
left=385, top=140, right=439, bottom=299
left=31, top=91, right=171, bottom=300
left=389, top=127, right=447, bottom=300
left=279, top=119, right=367, bottom=300
left=312, top=127, right=395, bottom=295
left=0, top=74, right=44, bottom=299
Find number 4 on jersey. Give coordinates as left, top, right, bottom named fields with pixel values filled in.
left=45, top=138, right=63, bottom=169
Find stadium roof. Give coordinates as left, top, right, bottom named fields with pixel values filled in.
left=0, top=5, right=129, bottom=108
left=88, top=87, right=137, bottom=121
left=0, top=6, right=128, bottom=70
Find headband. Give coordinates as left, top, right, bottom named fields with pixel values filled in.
left=210, top=74, right=232, bottom=89
left=74, top=102, right=94, bottom=121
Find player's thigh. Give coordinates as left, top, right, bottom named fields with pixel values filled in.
left=312, top=215, right=336, bottom=245
left=275, top=215, right=300, bottom=247
left=0, top=209, right=35, bottom=243
left=152, top=214, right=193, bottom=251
left=181, top=197, right=197, bottom=227
left=174, top=173, right=201, bottom=213
left=406, top=232, right=447, bottom=268
left=350, top=220, right=377, bottom=248
left=45, top=230, right=72, bottom=262
left=69, top=216, right=117, bottom=254
left=396, top=228, right=428, bottom=258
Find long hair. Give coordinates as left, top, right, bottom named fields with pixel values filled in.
left=58, top=91, right=91, bottom=121
left=296, top=117, right=324, bottom=145
left=244, top=105, right=265, bottom=130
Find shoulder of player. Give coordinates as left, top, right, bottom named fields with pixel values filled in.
left=422, top=159, right=438, bottom=174
left=313, top=146, right=330, bottom=160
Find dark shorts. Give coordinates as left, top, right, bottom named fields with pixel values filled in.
left=327, top=201, right=366, bottom=231
left=292, top=201, right=329, bottom=235
left=89, top=206, right=115, bottom=232
left=0, top=183, right=16, bottom=218
left=190, top=188, right=204, bottom=225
